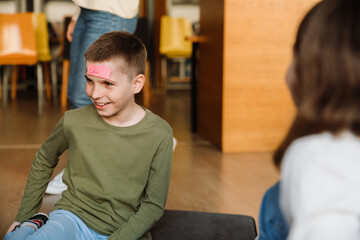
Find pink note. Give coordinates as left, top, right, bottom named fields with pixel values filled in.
left=87, top=64, right=111, bottom=79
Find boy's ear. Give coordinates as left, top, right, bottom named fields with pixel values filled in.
left=133, top=74, right=145, bottom=94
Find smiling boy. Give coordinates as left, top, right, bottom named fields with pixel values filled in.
left=5, top=31, right=173, bottom=240
left=84, top=55, right=146, bottom=127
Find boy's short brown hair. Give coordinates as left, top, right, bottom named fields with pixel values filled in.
left=85, top=31, right=147, bottom=79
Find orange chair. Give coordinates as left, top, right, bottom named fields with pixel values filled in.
left=0, top=13, right=45, bottom=115
left=11, top=13, right=57, bottom=103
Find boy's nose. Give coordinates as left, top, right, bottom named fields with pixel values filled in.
left=91, top=84, right=103, bottom=99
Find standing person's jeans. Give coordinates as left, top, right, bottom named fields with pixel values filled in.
left=5, top=209, right=109, bottom=240
left=257, top=181, right=289, bottom=240
left=67, top=8, right=138, bottom=109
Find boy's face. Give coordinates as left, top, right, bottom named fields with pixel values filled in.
left=85, top=60, right=143, bottom=125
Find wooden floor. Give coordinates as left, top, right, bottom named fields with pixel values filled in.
left=0, top=89, right=279, bottom=238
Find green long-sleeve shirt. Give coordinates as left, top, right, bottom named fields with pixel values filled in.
left=15, top=104, right=173, bottom=239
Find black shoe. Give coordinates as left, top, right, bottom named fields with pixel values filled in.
left=22, top=213, right=49, bottom=229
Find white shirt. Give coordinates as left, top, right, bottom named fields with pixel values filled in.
left=72, top=0, right=139, bottom=19
left=280, top=131, right=360, bottom=240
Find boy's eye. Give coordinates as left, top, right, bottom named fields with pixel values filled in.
left=105, top=82, right=114, bottom=86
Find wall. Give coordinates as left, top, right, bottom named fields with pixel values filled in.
left=198, top=0, right=319, bottom=152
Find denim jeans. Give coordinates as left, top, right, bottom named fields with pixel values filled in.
left=67, top=8, right=138, bottom=109
left=258, top=181, right=289, bottom=240
left=5, top=209, right=109, bottom=240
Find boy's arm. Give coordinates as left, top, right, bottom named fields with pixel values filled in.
left=108, top=132, right=173, bottom=240
left=15, top=117, right=68, bottom=223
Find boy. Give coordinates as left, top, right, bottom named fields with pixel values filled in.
left=5, top=31, right=173, bottom=240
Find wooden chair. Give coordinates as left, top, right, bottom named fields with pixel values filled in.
left=0, top=13, right=46, bottom=115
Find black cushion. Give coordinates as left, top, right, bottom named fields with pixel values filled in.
left=151, top=210, right=257, bottom=240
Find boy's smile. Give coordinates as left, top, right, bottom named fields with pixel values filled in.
left=85, top=60, right=145, bottom=126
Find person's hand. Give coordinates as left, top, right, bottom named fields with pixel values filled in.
left=5, top=221, right=21, bottom=235
left=66, top=20, right=77, bottom=42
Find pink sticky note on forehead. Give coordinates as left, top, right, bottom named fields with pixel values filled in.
left=87, top=64, right=111, bottom=79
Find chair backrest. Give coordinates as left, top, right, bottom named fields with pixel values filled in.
left=32, top=12, right=52, bottom=62
left=0, top=13, right=37, bottom=65
left=151, top=210, right=258, bottom=240
left=160, top=16, right=192, bottom=58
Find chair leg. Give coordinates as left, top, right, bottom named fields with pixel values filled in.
left=36, top=63, right=44, bottom=115
left=178, top=58, right=186, bottom=78
left=43, top=62, right=52, bottom=101
left=61, top=59, right=70, bottom=109
left=2, top=66, right=10, bottom=107
left=51, top=60, right=58, bottom=105
left=11, top=65, right=19, bottom=100
left=0, top=67, right=1, bottom=99
left=161, top=56, right=168, bottom=89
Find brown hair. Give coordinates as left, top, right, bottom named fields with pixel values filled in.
left=274, top=0, right=360, bottom=168
left=85, top=31, right=147, bottom=79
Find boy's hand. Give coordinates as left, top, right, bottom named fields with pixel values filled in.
left=5, top=222, right=21, bottom=235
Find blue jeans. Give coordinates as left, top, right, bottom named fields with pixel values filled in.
left=5, top=209, right=109, bottom=240
left=67, top=8, right=138, bottom=109
left=258, top=181, right=289, bottom=240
